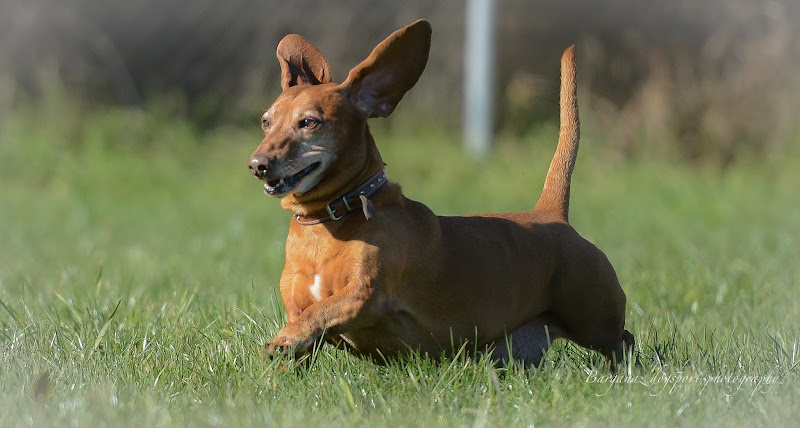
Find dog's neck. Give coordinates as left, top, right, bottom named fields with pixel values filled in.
left=280, top=128, right=386, bottom=218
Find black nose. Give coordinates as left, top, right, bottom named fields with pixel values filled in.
left=248, top=156, right=274, bottom=179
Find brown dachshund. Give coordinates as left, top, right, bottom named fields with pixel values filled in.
left=247, top=19, right=633, bottom=366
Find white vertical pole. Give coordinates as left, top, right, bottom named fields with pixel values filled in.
left=463, top=0, right=496, bottom=158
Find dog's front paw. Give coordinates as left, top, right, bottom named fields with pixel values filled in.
left=265, top=328, right=313, bottom=357
left=265, top=335, right=294, bottom=356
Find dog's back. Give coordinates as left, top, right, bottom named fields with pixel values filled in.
left=370, top=45, right=629, bottom=360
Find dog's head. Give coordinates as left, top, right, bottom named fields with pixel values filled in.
left=248, top=19, right=431, bottom=206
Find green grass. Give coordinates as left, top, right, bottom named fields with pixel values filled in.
left=1, top=100, right=798, bottom=426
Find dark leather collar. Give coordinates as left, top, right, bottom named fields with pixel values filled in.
left=294, top=171, right=387, bottom=225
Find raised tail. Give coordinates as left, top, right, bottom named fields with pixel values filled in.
left=533, top=45, right=580, bottom=222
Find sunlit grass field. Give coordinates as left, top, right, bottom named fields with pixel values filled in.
left=1, top=99, right=798, bottom=426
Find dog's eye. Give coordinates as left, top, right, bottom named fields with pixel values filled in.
left=261, top=117, right=270, bottom=131
left=299, top=118, right=320, bottom=129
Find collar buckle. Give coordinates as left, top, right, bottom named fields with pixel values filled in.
left=325, top=203, right=346, bottom=221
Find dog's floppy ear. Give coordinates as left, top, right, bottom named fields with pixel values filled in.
left=276, top=34, right=332, bottom=91
left=341, top=19, right=431, bottom=118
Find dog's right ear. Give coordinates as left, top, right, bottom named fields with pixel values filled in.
left=341, top=19, right=432, bottom=118
left=276, top=34, right=332, bottom=91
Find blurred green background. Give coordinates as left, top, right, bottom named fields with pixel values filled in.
left=2, top=0, right=799, bottom=162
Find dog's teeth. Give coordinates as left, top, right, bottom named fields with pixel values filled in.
left=278, top=178, right=285, bottom=186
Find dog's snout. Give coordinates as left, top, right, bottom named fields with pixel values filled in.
left=248, top=156, right=274, bottom=179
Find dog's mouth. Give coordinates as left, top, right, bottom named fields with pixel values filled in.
left=263, top=162, right=321, bottom=196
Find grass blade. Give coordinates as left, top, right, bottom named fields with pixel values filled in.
left=93, top=299, right=121, bottom=351
left=94, top=265, right=104, bottom=300
left=54, top=291, right=82, bottom=325
left=0, top=297, right=23, bottom=326
left=338, top=376, right=356, bottom=412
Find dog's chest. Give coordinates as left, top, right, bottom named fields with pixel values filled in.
left=284, top=234, right=370, bottom=312
left=307, top=273, right=324, bottom=301
left=287, top=261, right=341, bottom=311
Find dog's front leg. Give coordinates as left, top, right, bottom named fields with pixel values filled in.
left=266, top=281, right=380, bottom=356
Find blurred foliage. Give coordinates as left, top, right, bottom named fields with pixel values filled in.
left=1, top=0, right=799, bottom=164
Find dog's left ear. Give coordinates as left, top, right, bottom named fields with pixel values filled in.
left=277, top=34, right=332, bottom=91
left=341, top=19, right=432, bottom=118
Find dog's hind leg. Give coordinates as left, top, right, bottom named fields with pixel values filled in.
left=602, top=329, right=635, bottom=371
left=488, top=317, right=566, bottom=368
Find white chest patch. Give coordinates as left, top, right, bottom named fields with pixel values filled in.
left=309, top=274, right=323, bottom=301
